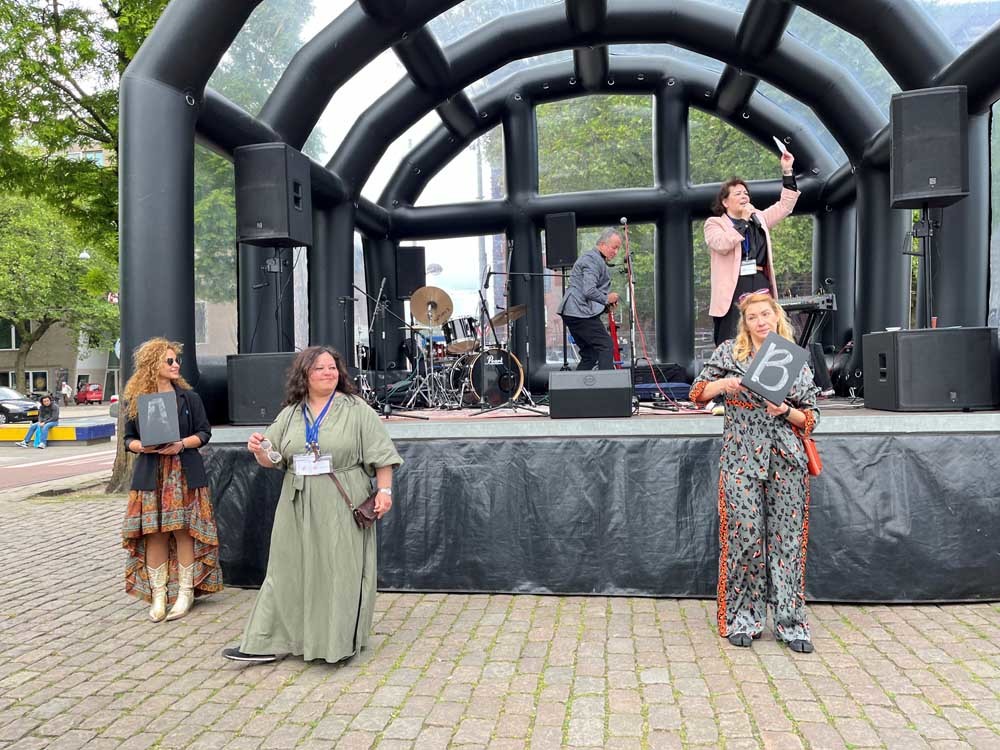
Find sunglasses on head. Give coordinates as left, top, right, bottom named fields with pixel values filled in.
left=166, top=357, right=181, bottom=366
left=738, top=289, right=771, bottom=304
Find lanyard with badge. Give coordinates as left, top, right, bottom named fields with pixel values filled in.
left=731, top=215, right=757, bottom=277
left=293, top=392, right=335, bottom=476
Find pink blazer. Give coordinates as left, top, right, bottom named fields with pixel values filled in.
left=703, top=187, right=800, bottom=317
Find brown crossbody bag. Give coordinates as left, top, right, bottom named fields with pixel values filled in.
left=328, top=471, right=378, bottom=529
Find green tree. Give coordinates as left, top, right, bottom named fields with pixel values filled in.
left=0, top=192, right=119, bottom=393
left=0, top=0, right=168, bottom=284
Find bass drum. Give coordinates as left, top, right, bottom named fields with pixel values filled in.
left=447, top=347, right=524, bottom=406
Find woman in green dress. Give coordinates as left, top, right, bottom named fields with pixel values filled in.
left=223, top=346, right=401, bottom=664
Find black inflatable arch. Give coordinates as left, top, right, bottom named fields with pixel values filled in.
left=119, top=0, right=998, bottom=403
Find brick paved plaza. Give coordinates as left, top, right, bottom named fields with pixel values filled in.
left=2, top=491, right=1000, bottom=749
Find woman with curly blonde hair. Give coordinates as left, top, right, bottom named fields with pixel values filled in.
left=689, top=292, right=820, bottom=654
left=121, top=338, right=222, bottom=621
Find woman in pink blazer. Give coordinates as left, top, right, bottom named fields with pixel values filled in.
left=704, top=152, right=799, bottom=344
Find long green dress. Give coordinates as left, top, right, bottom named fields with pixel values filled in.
left=240, top=393, right=402, bottom=663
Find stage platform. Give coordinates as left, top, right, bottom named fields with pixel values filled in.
left=204, top=399, right=1000, bottom=604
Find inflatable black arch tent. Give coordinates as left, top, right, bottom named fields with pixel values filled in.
left=119, top=0, right=1000, bottom=409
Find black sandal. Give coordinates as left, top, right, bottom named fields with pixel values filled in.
left=727, top=632, right=753, bottom=647
left=787, top=639, right=814, bottom=654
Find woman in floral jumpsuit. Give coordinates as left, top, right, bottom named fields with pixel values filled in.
left=689, top=292, right=820, bottom=653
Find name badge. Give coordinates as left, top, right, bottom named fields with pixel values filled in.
left=740, top=259, right=758, bottom=277
left=294, top=453, right=332, bottom=476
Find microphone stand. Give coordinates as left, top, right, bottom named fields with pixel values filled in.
left=351, top=282, right=427, bottom=421
left=559, top=266, right=571, bottom=370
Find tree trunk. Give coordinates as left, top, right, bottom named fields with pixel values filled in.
left=105, top=406, right=134, bottom=493
left=13, top=346, right=28, bottom=393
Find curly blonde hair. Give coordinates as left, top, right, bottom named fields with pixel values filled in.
left=122, top=337, right=191, bottom=419
left=732, top=293, right=795, bottom=362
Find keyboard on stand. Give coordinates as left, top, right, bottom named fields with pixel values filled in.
left=777, top=293, right=837, bottom=346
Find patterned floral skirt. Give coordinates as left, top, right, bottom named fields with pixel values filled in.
left=122, top=455, right=223, bottom=604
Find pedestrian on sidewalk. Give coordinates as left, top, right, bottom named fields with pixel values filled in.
left=223, top=346, right=402, bottom=665
left=19, top=394, right=59, bottom=448
left=60, top=380, right=73, bottom=406
left=121, top=337, right=222, bottom=622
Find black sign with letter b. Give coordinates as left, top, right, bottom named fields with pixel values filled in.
left=740, top=332, right=809, bottom=405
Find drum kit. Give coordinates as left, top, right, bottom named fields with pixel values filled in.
left=386, top=285, right=532, bottom=409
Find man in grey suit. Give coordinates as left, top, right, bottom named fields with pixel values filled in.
left=557, top=228, right=622, bottom=370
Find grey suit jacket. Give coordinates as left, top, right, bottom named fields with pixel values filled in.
left=557, top=248, right=611, bottom=318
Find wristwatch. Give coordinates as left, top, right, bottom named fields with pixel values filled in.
left=377, top=487, right=392, bottom=495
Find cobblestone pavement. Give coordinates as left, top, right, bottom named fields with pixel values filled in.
left=2, top=492, right=1000, bottom=749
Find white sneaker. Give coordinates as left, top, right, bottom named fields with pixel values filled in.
left=37, top=444, right=46, bottom=449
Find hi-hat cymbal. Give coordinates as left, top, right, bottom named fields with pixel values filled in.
left=490, top=304, right=527, bottom=328
left=410, top=286, right=453, bottom=326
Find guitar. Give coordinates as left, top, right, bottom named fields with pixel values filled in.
left=607, top=302, right=622, bottom=369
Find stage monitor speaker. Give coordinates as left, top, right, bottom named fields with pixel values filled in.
left=545, top=212, right=577, bottom=270
left=395, top=245, right=426, bottom=300
left=548, top=369, right=633, bottom=419
left=227, top=352, right=297, bottom=425
left=862, top=328, right=999, bottom=411
left=890, top=86, right=969, bottom=209
left=235, top=143, right=313, bottom=247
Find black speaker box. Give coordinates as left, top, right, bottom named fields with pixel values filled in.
left=227, top=352, right=296, bottom=425
left=395, top=246, right=426, bottom=300
left=235, top=143, right=313, bottom=247
left=890, top=86, right=969, bottom=209
left=548, top=369, right=633, bottom=419
left=544, top=212, right=577, bottom=270
left=862, top=328, right=1000, bottom=411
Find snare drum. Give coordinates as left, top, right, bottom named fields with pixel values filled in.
left=443, top=316, right=479, bottom=354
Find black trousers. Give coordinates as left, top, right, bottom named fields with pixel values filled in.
left=562, top=314, right=614, bottom=370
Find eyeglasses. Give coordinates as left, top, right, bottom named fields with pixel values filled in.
left=259, top=438, right=282, bottom=465
left=165, top=357, right=181, bottom=366
left=738, top=289, right=771, bottom=303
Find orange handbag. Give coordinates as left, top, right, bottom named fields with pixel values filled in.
left=793, top=427, right=822, bottom=477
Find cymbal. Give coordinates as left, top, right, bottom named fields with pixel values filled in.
left=410, top=286, right=453, bottom=326
left=490, top=304, right=527, bottom=327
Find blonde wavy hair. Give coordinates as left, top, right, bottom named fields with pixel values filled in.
left=732, top=293, right=795, bottom=362
left=122, top=337, right=191, bottom=419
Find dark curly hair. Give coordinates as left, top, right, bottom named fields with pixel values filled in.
left=711, top=177, right=750, bottom=216
left=282, top=346, right=357, bottom=406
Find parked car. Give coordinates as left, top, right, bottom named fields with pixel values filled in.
left=0, top=387, right=39, bottom=424
left=75, top=383, right=104, bottom=405
left=109, top=393, right=119, bottom=419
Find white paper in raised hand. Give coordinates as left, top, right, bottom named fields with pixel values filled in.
left=772, top=135, right=788, bottom=154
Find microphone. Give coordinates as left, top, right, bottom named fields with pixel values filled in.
left=374, top=276, right=387, bottom=304
left=483, top=265, right=491, bottom=290
left=620, top=216, right=628, bottom=226
left=749, top=213, right=762, bottom=228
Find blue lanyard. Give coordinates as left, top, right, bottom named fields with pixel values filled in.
left=302, top=392, right=336, bottom=454
left=729, top=215, right=751, bottom=260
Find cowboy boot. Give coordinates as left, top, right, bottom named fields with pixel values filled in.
left=165, top=563, right=195, bottom=621
left=148, top=563, right=168, bottom=622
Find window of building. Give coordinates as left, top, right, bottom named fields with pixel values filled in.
left=0, top=320, right=21, bottom=350
left=7, top=370, right=48, bottom=394
left=194, top=301, right=208, bottom=345
left=83, top=150, right=105, bottom=166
